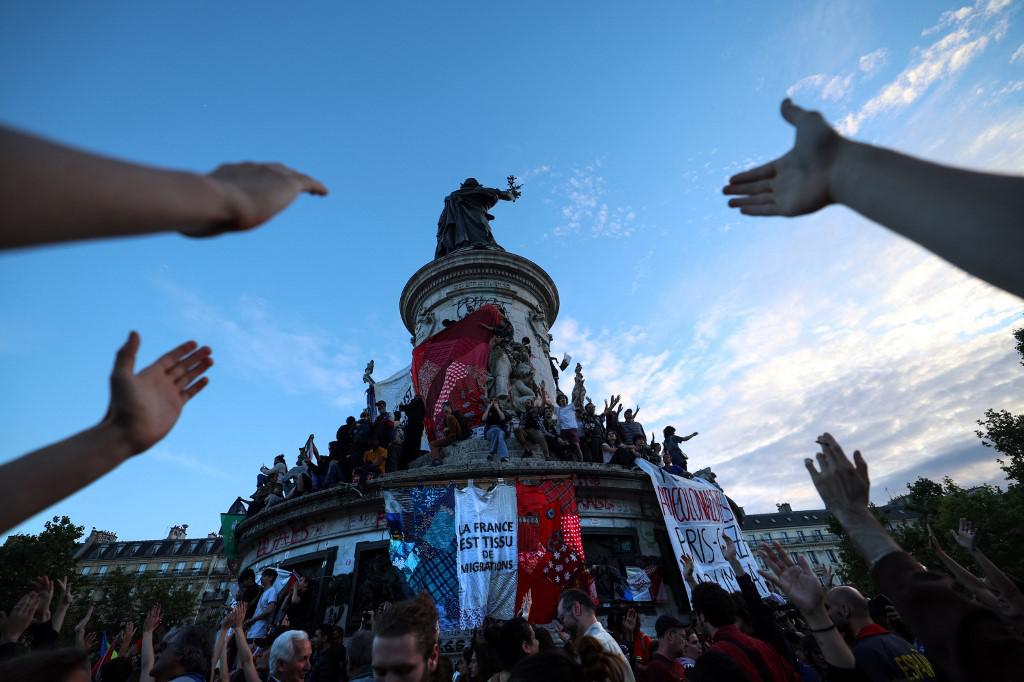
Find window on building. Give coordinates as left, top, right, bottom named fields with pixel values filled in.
left=814, top=529, right=824, bottom=541
left=192, top=560, right=204, bottom=573
left=172, top=541, right=183, bottom=554
left=137, top=564, right=147, bottom=573
left=807, top=551, right=820, bottom=565
left=826, top=549, right=838, bottom=562
left=97, top=565, right=108, bottom=576
left=160, top=562, right=169, bottom=574
left=175, top=561, right=186, bottom=573
left=780, top=531, right=790, bottom=543
left=81, top=566, right=91, bottom=576
left=797, top=530, right=806, bottom=542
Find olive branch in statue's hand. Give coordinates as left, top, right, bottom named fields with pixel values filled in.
left=506, top=175, right=523, bottom=201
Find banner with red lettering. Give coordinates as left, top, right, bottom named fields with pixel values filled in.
left=634, top=459, right=769, bottom=599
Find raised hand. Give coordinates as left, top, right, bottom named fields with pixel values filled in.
left=182, top=162, right=328, bottom=238
left=56, top=576, right=72, bottom=606
left=30, top=576, right=54, bottom=621
left=519, top=589, right=533, bottom=619
left=623, top=608, right=638, bottom=632
left=223, top=603, right=246, bottom=631
left=951, top=518, right=978, bottom=552
left=73, top=603, right=94, bottom=634
left=680, top=553, right=696, bottom=582
left=143, top=604, right=162, bottom=633
left=804, top=433, right=870, bottom=521
left=83, top=630, right=97, bottom=651
left=723, top=99, right=842, bottom=217
left=0, top=592, right=40, bottom=644
left=758, top=541, right=825, bottom=614
left=118, top=622, right=137, bottom=656
left=106, top=332, right=213, bottom=456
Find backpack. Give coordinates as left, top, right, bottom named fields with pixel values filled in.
left=452, top=410, right=472, bottom=441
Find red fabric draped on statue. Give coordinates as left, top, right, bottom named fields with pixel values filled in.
left=412, top=305, right=502, bottom=440
left=516, top=480, right=595, bottom=623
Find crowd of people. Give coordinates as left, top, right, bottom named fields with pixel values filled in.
left=244, top=392, right=702, bottom=518
left=1, top=95, right=1023, bottom=682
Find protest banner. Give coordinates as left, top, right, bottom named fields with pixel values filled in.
left=455, top=483, right=518, bottom=628
left=634, top=459, right=769, bottom=598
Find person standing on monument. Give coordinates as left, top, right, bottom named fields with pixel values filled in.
left=435, top=178, right=516, bottom=259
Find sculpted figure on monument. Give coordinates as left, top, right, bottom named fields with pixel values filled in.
left=571, top=362, right=586, bottom=411
left=435, top=178, right=517, bottom=259
left=509, top=358, right=538, bottom=413
left=486, top=335, right=513, bottom=400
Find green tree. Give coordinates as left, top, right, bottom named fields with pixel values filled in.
left=72, top=569, right=200, bottom=636
left=0, top=515, right=84, bottom=611
left=975, top=325, right=1024, bottom=487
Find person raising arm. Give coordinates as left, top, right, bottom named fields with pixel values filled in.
left=723, top=99, right=1024, bottom=299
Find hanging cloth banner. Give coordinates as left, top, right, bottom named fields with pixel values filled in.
left=384, top=485, right=461, bottom=630
left=455, top=483, right=518, bottom=628
left=633, top=459, right=768, bottom=599
left=411, top=305, right=502, bottom=439
left=515, top=480, right=594, bottom=623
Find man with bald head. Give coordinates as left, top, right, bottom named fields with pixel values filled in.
left=825, top=586, right=936, bottom=681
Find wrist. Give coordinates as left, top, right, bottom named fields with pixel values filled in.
left=828, top=137, right=864, bottom=209
left=92, top=419, right=139, bottom=461
left=801, top=604, right=832, bottom=630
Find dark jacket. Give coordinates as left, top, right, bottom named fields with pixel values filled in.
left=871, top=551, right=1024, bottom=682
left=852, top=624, right=936, bottom=682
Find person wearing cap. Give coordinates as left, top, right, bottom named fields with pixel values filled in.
left=648, top=616, right=688, bottom=682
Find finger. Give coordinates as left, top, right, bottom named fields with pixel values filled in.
left=739, top=204, right=782, bottom=217
left=780, top=98, right=808, bottom=126
left=168, top=346, right=211, bottom=378
left=853, top=450, right=869, bottom=483
left=293, top=171, right=329, bottom=196
left=174, top=352, right=214, bottom=387
left=728, top=196, right=775, bottom=208
left=182, top=376, right=210, bottom=401
left=804, top=458, right=822, bottom=486
left=156, top=340, right=199, bottom=372
left=113, top=331, right=140, bottom=376
left=815, top=451, right=831, bottom=476
left=726, top=161, right=777, bottom=186
left=820, top=433, right=846, bottom=463
left=722, top=179, right=774, bottom=196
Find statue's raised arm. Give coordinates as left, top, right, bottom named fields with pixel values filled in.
left=435, top=177, right=517, bottom=259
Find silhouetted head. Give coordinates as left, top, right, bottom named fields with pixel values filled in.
left=461, top=178, right=481, bottom=189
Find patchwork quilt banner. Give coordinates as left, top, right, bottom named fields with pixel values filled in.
left=634, top=459, right=769, bottom=599
left=515, top=480, right=593, bottom=623
left=455, top=483, right=518, bottom=628
left=384, top=485, right=461, bottom=630
left=411, top=305, right=502, bottom=439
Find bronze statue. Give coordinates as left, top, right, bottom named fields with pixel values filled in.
left=435, top=178, right=518, bottom=259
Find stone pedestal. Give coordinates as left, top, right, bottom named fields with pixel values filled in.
left=399, top=249, right=562, bottom=397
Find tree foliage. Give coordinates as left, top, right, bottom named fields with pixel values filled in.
left=70, top=569, right=197, bottom=636
left=0, top=515, right=83, bottom=611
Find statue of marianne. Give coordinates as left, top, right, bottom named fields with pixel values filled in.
left=435, top=178, right=516, bottom=259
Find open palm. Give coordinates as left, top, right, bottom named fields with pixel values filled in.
left=723, top=99, right=842, bottom=217
left=759, top=541, right=824, bottom=612
left=107, top=332, right=213, bottom=455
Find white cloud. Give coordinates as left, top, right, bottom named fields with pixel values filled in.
left=554, top=164, right=638, bottom=239
left=859, top=48, right=889, bottom=76
left=552, top=228, right=1024, bottom=514
left=787, top=73, right=854, bottom=101
left=839, top=0, right=1012, bottom=135
left=151, top=448, right=233, bottom=481
left=1012, top=43, right=1024, bottom=63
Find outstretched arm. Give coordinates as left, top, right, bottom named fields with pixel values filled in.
left=724, top=99, right=1024, bottom=299
left=0, top=126, right=327, bottom=250
left=758, top=541, right=856, bottom=670
left=950, top=518, right=1024, bottom=618
left=0, top=332, right=212, bottom=534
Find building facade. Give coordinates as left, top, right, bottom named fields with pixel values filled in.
left=741, top=502, right=920, bottom=582
left=75, top=526, right=232, bottom=622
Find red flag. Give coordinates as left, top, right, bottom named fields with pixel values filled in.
left=412, top=305, right=502, bottom=439
left=516, top=480, right=593, bottom=622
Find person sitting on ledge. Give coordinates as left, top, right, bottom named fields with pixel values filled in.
left=483, top=399, right=511, bottom=464
left=602, top=431, right=634, bottom=468
left=361, top=437, right=388, bottom=482
left=515, top=398, right=552, bottom=460
left=661, top=451, right=688, bottom=477
left=429, top=402, right=461, bottom=466
left=619, top=408, right=646, bottom=446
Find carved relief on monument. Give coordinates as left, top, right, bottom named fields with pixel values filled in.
left=454, top=296, right=511, bottom=322
left=414, top=310, right=438, bottom=343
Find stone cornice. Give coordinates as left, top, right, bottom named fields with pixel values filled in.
left=399, top=250, right=560, bottom=333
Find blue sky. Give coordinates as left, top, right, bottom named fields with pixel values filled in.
left=2, top=1, right=1023, bottom=542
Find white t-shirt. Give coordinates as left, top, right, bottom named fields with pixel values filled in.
left=556, top=405, right=578, bottom=430
left=247, top=585, right=278, bottom=639
left=583, top=621, right=636, bottom=682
